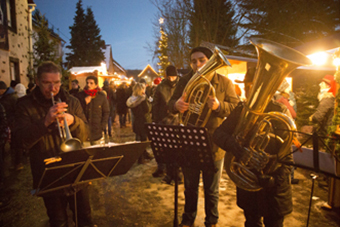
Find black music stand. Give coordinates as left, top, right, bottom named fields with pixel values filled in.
left=283, top=131, right=339, bottom=227
left=145, top=123, right=215, bottom=227
left=33, top=141, right=149, bottom=227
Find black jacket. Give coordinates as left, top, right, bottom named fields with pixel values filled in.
left=213, top=101, right=293, bottom=217
left=75, top=90, right=109, bottom=141
left=127, top=95, right=149, bottom=136
left=152, top=78, right=178, bottom=123
left=13, top=87, right=89, bottom=189
left=0, top=87, right=18, bottom=128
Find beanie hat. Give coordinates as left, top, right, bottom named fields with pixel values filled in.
left=190, top=46, right=213, bottom=59
left=0, top=81, right=7, bottom=90
left=320, top=75, right=336, bottom=96
left=166, top=65, right=178, bottom=77
left=153, top=77, right=162, bottom=85
left=322, top=75, right=334, bottom=85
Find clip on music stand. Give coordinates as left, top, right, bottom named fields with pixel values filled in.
left=34, top=141, right=149, bottom=227
left=145, top=123, right=215, bottom=227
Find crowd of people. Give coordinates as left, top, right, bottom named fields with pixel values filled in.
left=0, top=44, right=339, bottom=226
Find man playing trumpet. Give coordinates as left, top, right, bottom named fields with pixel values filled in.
left=13, top=61, right=96, bottom=227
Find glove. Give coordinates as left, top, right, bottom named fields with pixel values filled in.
left=228, top=137, right=246, bottom=160
left=258, top=174, right=275, bottom=188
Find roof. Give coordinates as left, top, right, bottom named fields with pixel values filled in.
left=103, top=45, right=126, bottom=75
left=137, top=64, right=159, bottom=77
left=69, top=66, right=107, bottom=75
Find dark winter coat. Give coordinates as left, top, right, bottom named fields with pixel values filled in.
left=13, top=87, right=89, bottom=189
left=0, top=87, right=18, bottom=128
left=69, top=87, right=82, bottom=96
left=310, top=93, right=335, bottom=135
left=168, top=71, right=239, bottom=161
left=0, top=103, right=7, bottom=146
left=152, top=77, right=179, bottom=123
left=103, top=86, right=117, bottom=118
left=126, top=95, right=148, bottom=136
left=116, top=85, right=129, bottom=115
left=213, top=101, right=293, bottom=217
left=75, top=90, right=109, bottom=141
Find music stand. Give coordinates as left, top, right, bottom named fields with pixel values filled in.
left=281, top=131, right=340, bottom=227
left=145, top=123, right=215, bottom=227
left=34, top=141, right=149, bottom=227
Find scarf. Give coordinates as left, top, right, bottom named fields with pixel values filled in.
left=84, top=87, right=100, bottom=97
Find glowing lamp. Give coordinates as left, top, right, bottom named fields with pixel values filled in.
left=307, top=52, right=329, bottom=66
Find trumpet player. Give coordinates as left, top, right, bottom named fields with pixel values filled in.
left=13, top=62, right=96, bottom=227
left=213, top=67, right=293, bottom=227
left=168, top=46, right=238, bottom=227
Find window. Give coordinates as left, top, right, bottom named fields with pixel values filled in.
left=6, top=0, right=16, bottom=33
left=9, top=57, right=20, bottom=82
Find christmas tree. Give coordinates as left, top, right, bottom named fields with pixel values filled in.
left=157, top=18, right=170, bottom=77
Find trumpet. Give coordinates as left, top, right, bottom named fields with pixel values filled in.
left=51, top=93, right=82, bottom=152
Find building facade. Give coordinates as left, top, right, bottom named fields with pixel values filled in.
left=0, top=0, right=36, bottom=87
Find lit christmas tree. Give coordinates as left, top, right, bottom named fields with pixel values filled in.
left=157, top=18, right=170, bottom=77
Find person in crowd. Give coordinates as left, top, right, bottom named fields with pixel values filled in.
left=116, top=82, right=129, bottom=128
left=75, top=75, right=109, bottom=146
left=13, top=83, right=28, bottom=170
left=213, top=67, right=293, bottom=227
left=126, top=83, right=153, bottom=164
left=168, top=46, right=239, bottom=227
left=26, top=82, right=36, bottom=95
left=69, top=79, right=82, bottom=96
left=10, top=80, right=18, bottom=89
left=0, top=81, right=19, bottom=170
left=102, top=80, right=117, bottom=137
left=14, top=83, right=27, bottom=98
left=275, top=83, right=299, bottom=184
left=309, top=74, right=336, bottom=136
left=151, top=65, right=181, bottom=184
left=12, top=61, right=96, bottom=227
left=309, top=74, right=337, bottom=210
left=138, top=78, right=152, bottom=123
left=0, top=103, right=7, bottom=188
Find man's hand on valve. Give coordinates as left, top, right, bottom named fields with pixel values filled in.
left=207, top=95, right=220, bottom=110
left=175, top=93, right=189, bottom=113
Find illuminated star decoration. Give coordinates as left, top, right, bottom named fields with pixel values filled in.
left=159, top=17, right=164, bottom=24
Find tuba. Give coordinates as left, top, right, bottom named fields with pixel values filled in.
left=224, top=38, right=312, bottom=191
left=180, top=46, right=231, bottom=127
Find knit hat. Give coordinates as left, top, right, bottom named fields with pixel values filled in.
left=0, top=81, right=7, bottom=90
left=321, top=75, right=334, bottom=85
left=190, top=46, right=213, bottom=59
left=153, top=77, right=162, bottom=85
left=166, top=65, right=178, bottom=77
left=321, top=75, right=336, bottom=96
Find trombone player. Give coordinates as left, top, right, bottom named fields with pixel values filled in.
left=13, top=62, right=96, bottom=227
left=168, top=46, right=238, bottom=227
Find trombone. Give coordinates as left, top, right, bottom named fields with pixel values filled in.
left=51, top=93, right=82, bottom=152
